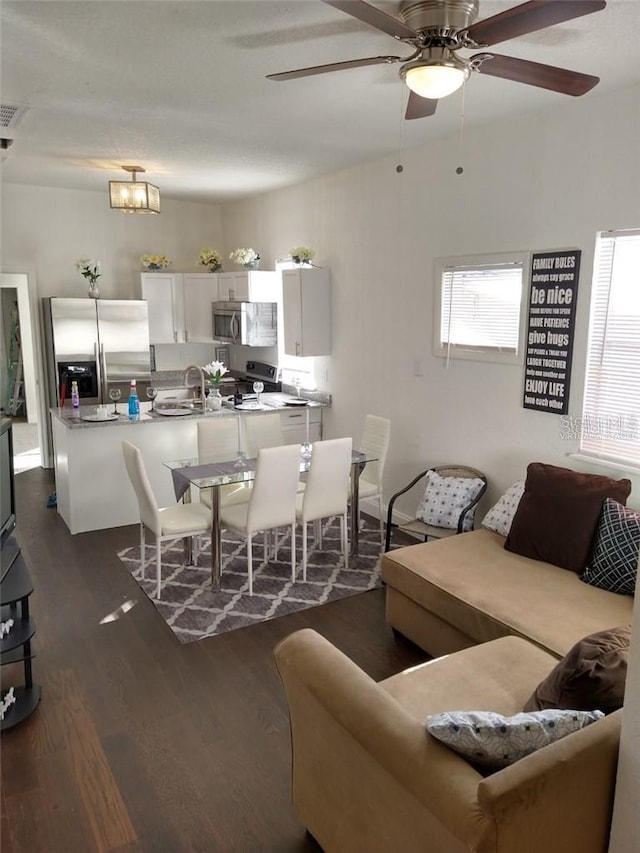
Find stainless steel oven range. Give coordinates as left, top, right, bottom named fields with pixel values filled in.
left=231, top=361, right=281, bottom=401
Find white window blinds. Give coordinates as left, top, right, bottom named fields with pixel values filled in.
left=581, top=229, right=640, bottom=464
left=440, top=262, right=524, bottom=353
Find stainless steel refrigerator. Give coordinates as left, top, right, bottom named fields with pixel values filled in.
left=42, top=297, right=151, bottom=409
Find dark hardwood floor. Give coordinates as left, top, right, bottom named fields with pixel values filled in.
left=1, top=467, right=426, bottom=852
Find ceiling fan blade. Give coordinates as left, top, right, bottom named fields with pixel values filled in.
left=267, top=55, right=402, bottom=81
left=405, top=91, right=438, bottom=120
left=322, top=0, right=419, bottom=40
left=466, top=0, right=606, bottom=47
left=472, top=52, right=600, bottom=95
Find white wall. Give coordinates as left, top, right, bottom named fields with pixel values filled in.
left=221, top=82, right=640, bottom=512
left=1, top=184, right=224, bottom=301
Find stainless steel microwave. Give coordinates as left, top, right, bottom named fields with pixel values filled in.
left=212, top=301, right=277, bottom=347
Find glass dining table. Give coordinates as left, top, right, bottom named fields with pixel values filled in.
left=163, top=447, right=378, bottom=590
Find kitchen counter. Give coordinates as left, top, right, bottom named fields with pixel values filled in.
left=51, top=393, right=325, bottom=429
left=50, top=394, right=328, bottom=534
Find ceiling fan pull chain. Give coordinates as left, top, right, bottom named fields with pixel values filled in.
left=396, top=81, right=406, bottom=174
left=456, top=82, right=466, bottom=176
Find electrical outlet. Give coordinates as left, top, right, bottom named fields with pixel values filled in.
left=413, top=358, right=423, bottom=377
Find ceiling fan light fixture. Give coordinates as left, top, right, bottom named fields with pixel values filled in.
left=402, top=57, right=470, bottom=100
left=109, top=165, right=160, bottom=214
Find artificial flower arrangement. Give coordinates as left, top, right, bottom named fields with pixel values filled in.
left=75, top=258, right=101, bottom=284
left=199, top=248, right=222, bottom=270
left=141, top=254, right=171, bottom=271
left=203, top=360, right=229, bottom=386
left=289, top=246, right=315, bottom=263
left=229, top=247, right=260, bottom=267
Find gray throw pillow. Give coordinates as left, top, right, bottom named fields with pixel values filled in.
left=426, top=708, right=603, bottom=771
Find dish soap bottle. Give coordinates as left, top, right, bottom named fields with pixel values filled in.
left=71, top=380, right=80, bottom=410
left=128, top=379, right=140, bottom=418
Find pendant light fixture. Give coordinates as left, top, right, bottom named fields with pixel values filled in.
left=109, top=165, right=160, bottom=214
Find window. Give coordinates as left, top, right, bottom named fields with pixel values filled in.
left=580, top=229, right=640, bottom=466
left=433, top=253, right=527, bottom=364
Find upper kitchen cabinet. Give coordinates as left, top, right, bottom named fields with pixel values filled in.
left=141, top=273, right=219, bottom=343
left=282, top=268, right=331, bottom=356
left=217, top=270, right=279, bottom=303
left=141, top=272, right=184, bottom=343
left=183, top=273, right=220, bottom=342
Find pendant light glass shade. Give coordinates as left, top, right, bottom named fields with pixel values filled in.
left=109, top=166, right=160, bottom=214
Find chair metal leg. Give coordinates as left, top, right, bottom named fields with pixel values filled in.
left=248, top=534, right=253, bottom=595
left=156, top=539, right=162, bottom=599
left=378, top=494, right=384, bottom=546
left=140, top=523, right=146, bottom=579
left=302, top=523, right=308, bottom=582
left=290, top=523, right=296, bottom=583
left=342, top=512, right=349, bottom=569
left=263, top=532, right=268, bottom=564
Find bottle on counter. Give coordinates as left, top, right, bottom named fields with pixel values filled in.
left=71, top=380, right=80, bottom=409
left=128, top=379, right=140, bottom=418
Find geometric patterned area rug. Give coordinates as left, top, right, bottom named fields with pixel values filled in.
left=117, top=516, right=383, bottom=643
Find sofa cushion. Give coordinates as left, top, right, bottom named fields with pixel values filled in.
left=481, top=480, right=525, bottom=537
left=426, top=708, right=603, bottom=771
left=381, top=530, right=634, bottom=659
left=415, top=470, right=485, bottom=532
left=504, top=463, right=632, bottom=573
left=581, top=499, right=640, bottom=596
left=524, top=625, right=631, bottom=715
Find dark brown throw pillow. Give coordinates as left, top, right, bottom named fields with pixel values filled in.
left=504, top=462, right=632, bottom=573
left=524, top=625, right=631, bottom=715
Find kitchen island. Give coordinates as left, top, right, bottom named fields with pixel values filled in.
left=51, top=394, right=325, bottom=534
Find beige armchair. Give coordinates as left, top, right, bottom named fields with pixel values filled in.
left=274, top=629, right=621, bottom=853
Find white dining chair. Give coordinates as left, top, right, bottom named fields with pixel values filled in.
left=197, top=418, right=251, bottom=509
left=122, top=440, right=211, bottom=599
left=219, top=444, right=301, bottom=595
left=295, top=437, right=352, bottom=582
left=357, top=414, right=391, bottom=545
left=243, top=413, right=284, bottom=456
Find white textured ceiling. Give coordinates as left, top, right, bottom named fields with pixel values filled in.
left=2, top=0, right=639, bottom=203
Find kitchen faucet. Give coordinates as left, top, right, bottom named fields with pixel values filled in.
left=183, top=364, right=206, bottom=409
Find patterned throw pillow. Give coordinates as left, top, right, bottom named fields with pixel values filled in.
left=581, top=499, right=640, bottom=595
left=482, top=480, right=525, bottom=537
left=426, top=709, right=604, bottom=771
left=415, top=470, right=485, bottom=531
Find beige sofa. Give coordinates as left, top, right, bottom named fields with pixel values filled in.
left=275, top=628, right=622, bottom=853
left=382, top=529, right=634, bottom=660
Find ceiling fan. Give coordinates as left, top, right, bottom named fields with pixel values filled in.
left=267, top=0, right=606, bottom=119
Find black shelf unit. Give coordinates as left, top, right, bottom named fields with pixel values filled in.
left=1, top=532, right=41, bottom=731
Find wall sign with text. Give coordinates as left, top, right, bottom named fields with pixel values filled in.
left=522, top=249, right=581, bottom=415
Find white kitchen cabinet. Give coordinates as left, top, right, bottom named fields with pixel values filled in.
left=141, top=272, right=219, bottom=343
left=282, top=268, right=331, bottom=356
left=217, top=270, right=279, bottom=303
left=280, top=406, right=322, bottom=445
left=141, top=273, right=184, bottom=343
left=183, top=273, right=219, bottom=342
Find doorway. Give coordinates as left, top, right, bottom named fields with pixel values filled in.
left=0, top=273, right=49, bottom=469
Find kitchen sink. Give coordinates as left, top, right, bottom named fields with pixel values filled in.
left=153, top=402, right=194, bottom=417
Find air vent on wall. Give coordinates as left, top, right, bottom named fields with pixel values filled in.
left=0, top=103, right=27, bottom=129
